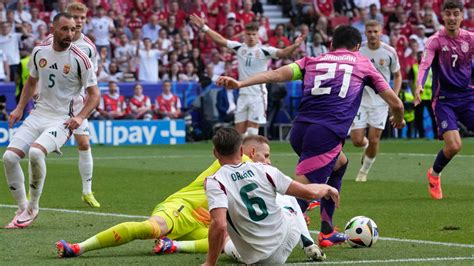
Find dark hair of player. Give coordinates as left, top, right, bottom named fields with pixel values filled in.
left=442, top=0, right=464, bottom=11
left=213, top=128, right=242, bottom=156
left=53, top=12, right=73, bottom=24
left=244, top=22, right=259, bottom=32
left=331, top=25, right=362, bottom=50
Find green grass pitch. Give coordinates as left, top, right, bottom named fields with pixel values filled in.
left=1, top=139, right=473, bottom=265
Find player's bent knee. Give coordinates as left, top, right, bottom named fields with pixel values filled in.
left=29, top=146, right=46, bottom=162
left=446, top=142, right=462, bottom=155
left=3, top=150, right=21, bottom=166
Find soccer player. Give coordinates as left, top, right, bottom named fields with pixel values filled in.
left=189, top=14, right=304, bottom=136
left=3, top=13, right=99, bottom=229
left=350, top=20, right=402, bottom=182
left=155, top=135, right=326, bottom=262
left=217, top=25, right=405, bottom=248
left=414, top=0, right=474, bottom=200
left=204, top=128, right=338, bottom=265
left=42, top=2, right=101, bottom=207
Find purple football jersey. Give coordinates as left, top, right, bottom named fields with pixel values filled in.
left=417, top=29, right=474, bottom=100
left=293, top=49, right=390, bottom=138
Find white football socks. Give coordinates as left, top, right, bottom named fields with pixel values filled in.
left=28, top=147, right=47, bottom=210
left=78, top=149, right=93, bottom=195
left=3, top=150, right=28, bottom=211
left=360, top=155, right=376, bottom=174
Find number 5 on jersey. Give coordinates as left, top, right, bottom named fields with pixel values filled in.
left=48, top=73, right=56, bottom=88
left=312, top=63, right=353, bottom=98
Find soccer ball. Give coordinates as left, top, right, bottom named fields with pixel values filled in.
left=344, top=216, right=379, bottom=248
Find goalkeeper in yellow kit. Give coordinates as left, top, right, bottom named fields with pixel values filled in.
left=56, top=138, right=260, bottom=257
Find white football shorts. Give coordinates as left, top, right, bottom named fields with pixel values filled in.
left=234, top=94, right=267, bottom=124
left=8, top=111, right=72, bottom=154
left=352, top=105, right=389, bottom=130
left=73, top=118, right=90, bottom=136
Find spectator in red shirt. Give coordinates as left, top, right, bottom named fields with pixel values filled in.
left=380, top=0, right=400, bottom=16
left=398, top=12, right=413, bottom=38
left=238, top=0, right=256, bottom=25
left=167, top=0, right=186, bottom=28
left=268, top=24, right=291, bottom=47
left=127, top=83, right=153, bottom=120
left=193, top=30, right=213, bottom=58
left=315, top=0, right=334, bottom=18
left=97, top=81, right=132, bottom=120
left=223, top=12, right=244, bottom=35
left=210, top=0, right=240, bottom=15
left=155, top=80, right=182, bottom=119
left=407, top=1, right=423, bottom=25
left=391, top=23, right=408, bottom=59
left=126, top=8, right=143, bottom=33
left=216, top=3, right=232, bottom=30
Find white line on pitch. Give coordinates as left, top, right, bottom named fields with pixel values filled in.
left=308, top=230, right=474, bottom=248
left=1, top=204, right=473, bottom=249
left=0, top=204, right=148, bottom=219
left=288, top=256, right=474, bottom=265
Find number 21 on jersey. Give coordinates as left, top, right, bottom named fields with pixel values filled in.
left=311, top=63, right=353, bottom=98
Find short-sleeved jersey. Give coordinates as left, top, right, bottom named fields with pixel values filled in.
left=417, top=29, right=474, bottom=100
left=44, top=33, right=98, bottom=71
left=227, top=40, right=278, bottom=96
left=43, top=34, right=99, bottom=116
left=359, top=41, right=400, bottom=107
left=292, top=49, right=390, bottom=139
left=29, top=43, right=97, bottom=116
left=163, top=155, right=251, bottom=210
left=205, top=162, right=293, bottom=264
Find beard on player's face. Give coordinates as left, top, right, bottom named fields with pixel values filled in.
left=58, top=36, right=72, bottom=48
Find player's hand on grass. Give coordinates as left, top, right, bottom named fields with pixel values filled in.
left=190, top=14, right=205, bottom=29
left=414, top=84, right=423, bottom=106
left=216, top=76, right=241, bottom=89
left=8, top=107, right=23, bottom=128
left=64, top=116, right=84, bottom=130
left=389, top=116, right=406, bottom=129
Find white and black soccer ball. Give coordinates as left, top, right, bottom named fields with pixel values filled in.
left=344, top=216, right=379, bottom=248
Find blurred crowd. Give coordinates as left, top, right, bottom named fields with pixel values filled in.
left=0, top=0, right=468, bottom=85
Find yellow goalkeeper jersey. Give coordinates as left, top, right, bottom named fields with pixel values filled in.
left=163, top=155, right=251, bottom=210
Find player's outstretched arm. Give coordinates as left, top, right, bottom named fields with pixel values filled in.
left=378, top=89, right=405, bottom=129
left=217, top=64, right=294, bottom=89
left=205, top=208, right=227, bottom=266
left=190, top=14, right=228, bottom=47
left=275, top=34, right=305, bottom=58
left=9, top=76, right=38, bottom=128
left=285, top=181, right=340, bottom=208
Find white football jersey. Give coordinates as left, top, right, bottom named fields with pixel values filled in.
left=205, top=161, right=293, bottom=264
left=44, top=34, right=98, bottom=114
left=227, top=41, right=278, bottom=96
left=29, top=43, right=97, bottom=116
left=359, top=41, right=400, bottom=107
